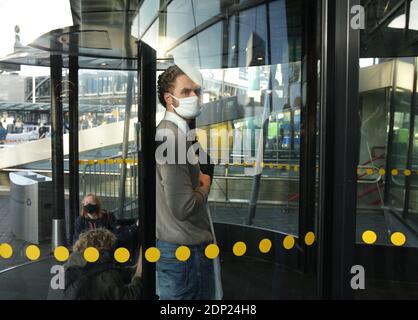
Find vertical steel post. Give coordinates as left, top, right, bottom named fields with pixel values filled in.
left=383, top=60, right=398, bottom=204
left=138, top=41, right=157, bottom=299
left=68, top=54, right=79, bottom=243
left=317, top=0, right=360, bottom=299
left=299, top=0, right=320, bottom=274
left=50, top=54, right=66, bottom=249
left=117, top=72, right=134, bottom=218
left=117, top=0, right=134, bottom=218
left=246, top=2, right=274, bottom=225
left=403, top=59, right=418, bottom=217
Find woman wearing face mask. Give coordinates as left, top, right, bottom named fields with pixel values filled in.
left=73, top=193, right=116, bottom=244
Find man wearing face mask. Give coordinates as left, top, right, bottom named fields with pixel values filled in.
left=155, top=65, right=214, bottom=300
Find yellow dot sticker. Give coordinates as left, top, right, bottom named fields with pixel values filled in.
left=286, top=165, right=291, bottom=171
left=294, top=165, right=299, bottom=172
left=0, top=243, right=13, bottom=259
left=278, top=164, right=283, bottom=169
left=233, top=241, right=247, bottom=256
left=26, top=245, right=40, bottom=261
left=54, top=246, right=69, bottom=262
left=362, top=230, right=377, bottom=244
left=283, top=235, right=295, bottom=250
left=259, top=239, right=272, bottom=253
left=305, top=232, right=315, bottom=246
left=404, top=169, right=411, bottom=176
left=145, top=247, right=160, bottom=263
left=379, top=168, right=386, bottom=176
left=176, top=246, right=191, bottom=261
left=357, top=168, right=361, bottom=175
left=269, top=163, right=274, bottom=169
left=392, top=169, right=398, bottom=176
left=205, top=244, right=220, bottom=259
left=84, top=247, right=99, bottom=263
left=114, top=247, right=130, bottom=263
left=366, top=168, right=373, bottom=175
left=88, top=160, right=95, bottom=165
left=391, top=232, right=406, bottom=246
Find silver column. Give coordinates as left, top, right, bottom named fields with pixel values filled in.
left=52, top=219, right=66, bottom=250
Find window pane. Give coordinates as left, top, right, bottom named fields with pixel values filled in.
left=356, top=0, right=418, bottom=299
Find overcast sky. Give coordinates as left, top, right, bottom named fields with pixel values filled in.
left=0, top=0, right=73, bottom=76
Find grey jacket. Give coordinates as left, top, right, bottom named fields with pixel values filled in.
left=155, top=119, right=213, bottom=245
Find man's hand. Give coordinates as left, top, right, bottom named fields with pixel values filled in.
left=199, top=171, right=211, bottom=194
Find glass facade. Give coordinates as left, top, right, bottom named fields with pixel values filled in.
left=0, top=0, right=417, bottom=301
left=354, top=0, right=418, bottom=298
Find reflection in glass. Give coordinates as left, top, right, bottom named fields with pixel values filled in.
left=355, top=0, right=418, bottom=299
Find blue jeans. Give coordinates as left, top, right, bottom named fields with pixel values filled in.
left=156, top=240, right=215, bottom=300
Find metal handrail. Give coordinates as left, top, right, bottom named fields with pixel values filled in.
left=391, top=174, right=418, bottom=189
left=214, top=175, right=299, bottom=182
left=0, top=255, right=53, bottom=275
left=109, top=198, right=138, bottom=216
left=357, top=165, right=383, bottom=184
left=81, top=150, right=138, bottom=218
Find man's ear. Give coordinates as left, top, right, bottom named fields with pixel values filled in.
left=164, top=93, right=172, bottom=108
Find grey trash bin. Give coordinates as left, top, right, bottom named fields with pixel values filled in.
left=9, top=171, right=53, bottom=244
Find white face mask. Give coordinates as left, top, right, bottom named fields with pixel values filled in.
left=170, top=94, right=201, bottom=120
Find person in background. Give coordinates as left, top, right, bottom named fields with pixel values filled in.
left=73, top=193, right=140, bottom=256
left=0, top=122, right=7, bottom=144
left=38, top=124, right=48, bottom=139
left=73, top=193, right=116, bottom=244
left=63, top=112, right=70, bottom=133
left=49, top=228, right=143, bottom=300
left=15, top=118, right=23, bottom=133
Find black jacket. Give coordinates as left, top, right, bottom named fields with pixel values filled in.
left=73, top=213, right=116, bottom=244
left=48, top=251, right=143, bottom=300
left=73, top=214, right=140, bottom=254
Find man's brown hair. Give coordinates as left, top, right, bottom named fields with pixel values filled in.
left=157, top=65, right=185, bottom=108
left=73, top=228, right=116, bottom=252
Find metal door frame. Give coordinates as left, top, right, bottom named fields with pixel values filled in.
left=137, top=41, right=157, bottom=300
